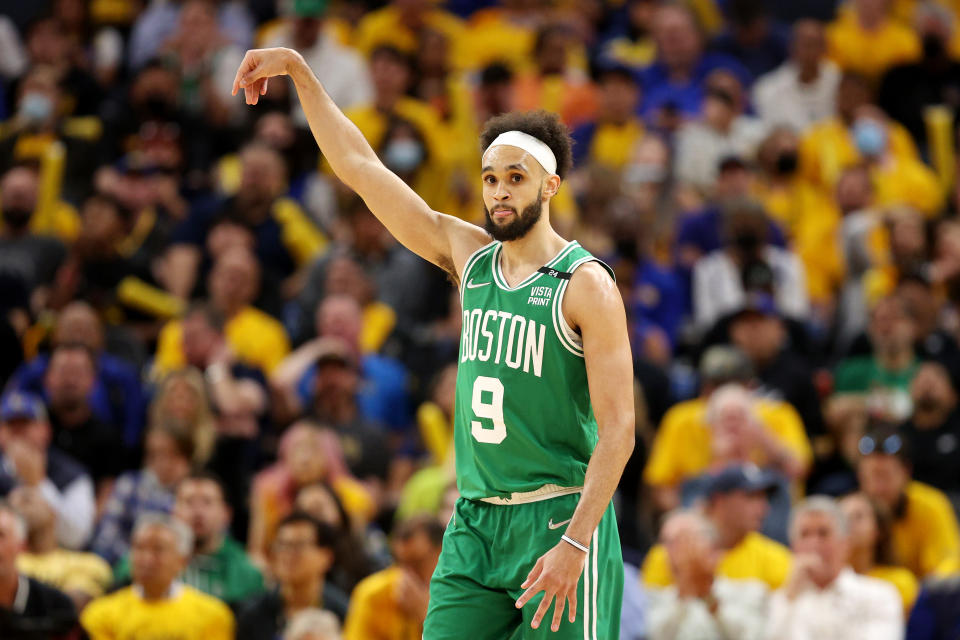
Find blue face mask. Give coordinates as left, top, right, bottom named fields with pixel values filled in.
left=853, top=119, right=887, bottom=157
left=383, top=139, right=424, bottom=173
left=19, top=92, right=53, bottom=124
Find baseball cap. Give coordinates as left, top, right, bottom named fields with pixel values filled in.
left=704, top=464, right=777, bottom=497
left=0, top=391, right=47, bottom=423
left=293, top=0, right=328, bottom=17
left=699, top=345, right=753, bottom=384
left=732, top=291, right=778, bottom=319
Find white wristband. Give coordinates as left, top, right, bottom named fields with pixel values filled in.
left=561, top=534, right=589, bottom=553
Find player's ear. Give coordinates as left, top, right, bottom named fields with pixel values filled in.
left=542, top=174, right=561, bottom=199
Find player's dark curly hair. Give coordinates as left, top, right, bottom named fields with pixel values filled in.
left=479, top=110, right=573, bottom=179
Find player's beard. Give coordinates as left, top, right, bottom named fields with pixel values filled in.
left=483, top=191, right=543, bottom=242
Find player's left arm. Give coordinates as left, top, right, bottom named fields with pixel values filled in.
left=516, top=262, right=635, bottom=632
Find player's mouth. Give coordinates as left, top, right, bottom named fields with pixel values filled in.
left=491, top=207, right=515, bottom=219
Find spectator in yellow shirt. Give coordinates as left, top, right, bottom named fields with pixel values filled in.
left=81, top=514, right=234, bottom=640
left=799, top=72, right=920, bottom=191
left=154, top=246, right=291, bottom=376
left=353, top=0, right=464, bottom=61
left=343, top=515, right=443, bottom=640
left=10, top=485, right=111, bottom=612
left=644, top=347, right=812, bottom=513
left=754, top=127, right=844, bottom=305
left=642, top=465, right=793, bottom=590
left=857, top=425, right=960, bottom=578
left=839, top=491, right=919, bottom=614
left=826, top=0, right=921, bottom=80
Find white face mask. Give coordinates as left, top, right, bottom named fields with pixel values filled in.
left=19, top=92, right=53, bottom=124
left=383, top=139, right=424, bottom=173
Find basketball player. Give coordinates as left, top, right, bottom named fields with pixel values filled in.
left=233, top=47, right=634, bottom=638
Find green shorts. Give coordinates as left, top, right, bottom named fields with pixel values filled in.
left=424, top=493, right=623, bottom=640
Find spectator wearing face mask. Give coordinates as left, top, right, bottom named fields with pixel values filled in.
left=753, top=126, right=843, bottom=310
left=692, top=199, right=809, bottom=332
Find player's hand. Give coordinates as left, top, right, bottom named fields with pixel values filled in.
left=515, top=541, right=586, bottom=632
left=231, top=48, right=300, bottom=106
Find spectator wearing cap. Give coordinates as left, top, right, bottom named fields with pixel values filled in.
left=272, top=294, right=410, bottom=433
left=825, top=0, right=920, bottom=81
left=674, top=69, right=767, bottom=192
left=8, top=301, right=146, bottom=449
left=91, top=420, right=193, bottom=565
left=82, top=514, right=234, bottom=640
left=692, top=198, right=809, bottom=332
left=727, top=294, right=827, bottom=438
left=766, top=496, right=902, bottom=640
left=0, top=391, right=94, bottom=551
left=899, top=362, right=960, bottom=501
left=113, top=471, right=264, bottom=608
left=644, top=347, right=810, bottom=514
left=642, top=463, right=793, bottom=592
left=839, top=491, right=919, bottom=614
left=8, top=484, right=111, bottom=612
left=857, top=424, right=960, bottom=578
left=752, top=19, right=840, bottom=132
left=0, top=501, right=78, bottom=639
left=680, top=387, right=801, bottom=543
left=646, top=508, right=769, bottom=640
left=0, top=166, right=68, bottom=290
left=237, top=512, right=349, bottom=639
left=835, top=295, right=920, bottom=422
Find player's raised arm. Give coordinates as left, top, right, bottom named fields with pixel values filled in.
left=232, top=47, right=488, bottom=278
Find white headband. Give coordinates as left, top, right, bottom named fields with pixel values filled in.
left=483, top=130, right=558, bottom=176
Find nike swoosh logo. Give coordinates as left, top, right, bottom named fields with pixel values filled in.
left=547, top=518, right=572, bottom=530
left=466, top=279, right=491, bottom=289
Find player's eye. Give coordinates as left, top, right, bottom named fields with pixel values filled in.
left=484, top=175, right=496, bottom=184
left=511, top=173, right=523, bottom=182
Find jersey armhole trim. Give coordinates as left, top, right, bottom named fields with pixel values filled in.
left=459, top=240, right=498, bottom=304
left=552, top=256, right=617, bottom=357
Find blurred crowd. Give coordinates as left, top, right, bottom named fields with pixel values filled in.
left=4, top=0, right=960, bottom=638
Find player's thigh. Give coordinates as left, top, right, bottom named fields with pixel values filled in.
left=515, top=502, right=623, bottom=640
left=424, top=571, right=520, bottom=640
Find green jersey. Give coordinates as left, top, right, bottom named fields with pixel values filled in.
left=453, top=239, right=615, bottom=500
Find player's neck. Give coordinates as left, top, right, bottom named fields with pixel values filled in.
left=498, top=215, right=568, bottom=282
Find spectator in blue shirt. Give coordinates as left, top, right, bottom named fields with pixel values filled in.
left=8, top=301, right=145, bottom=449
left=710, top=0, right=790, bottom=79
left=638, top=4, right=751, bottom=125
